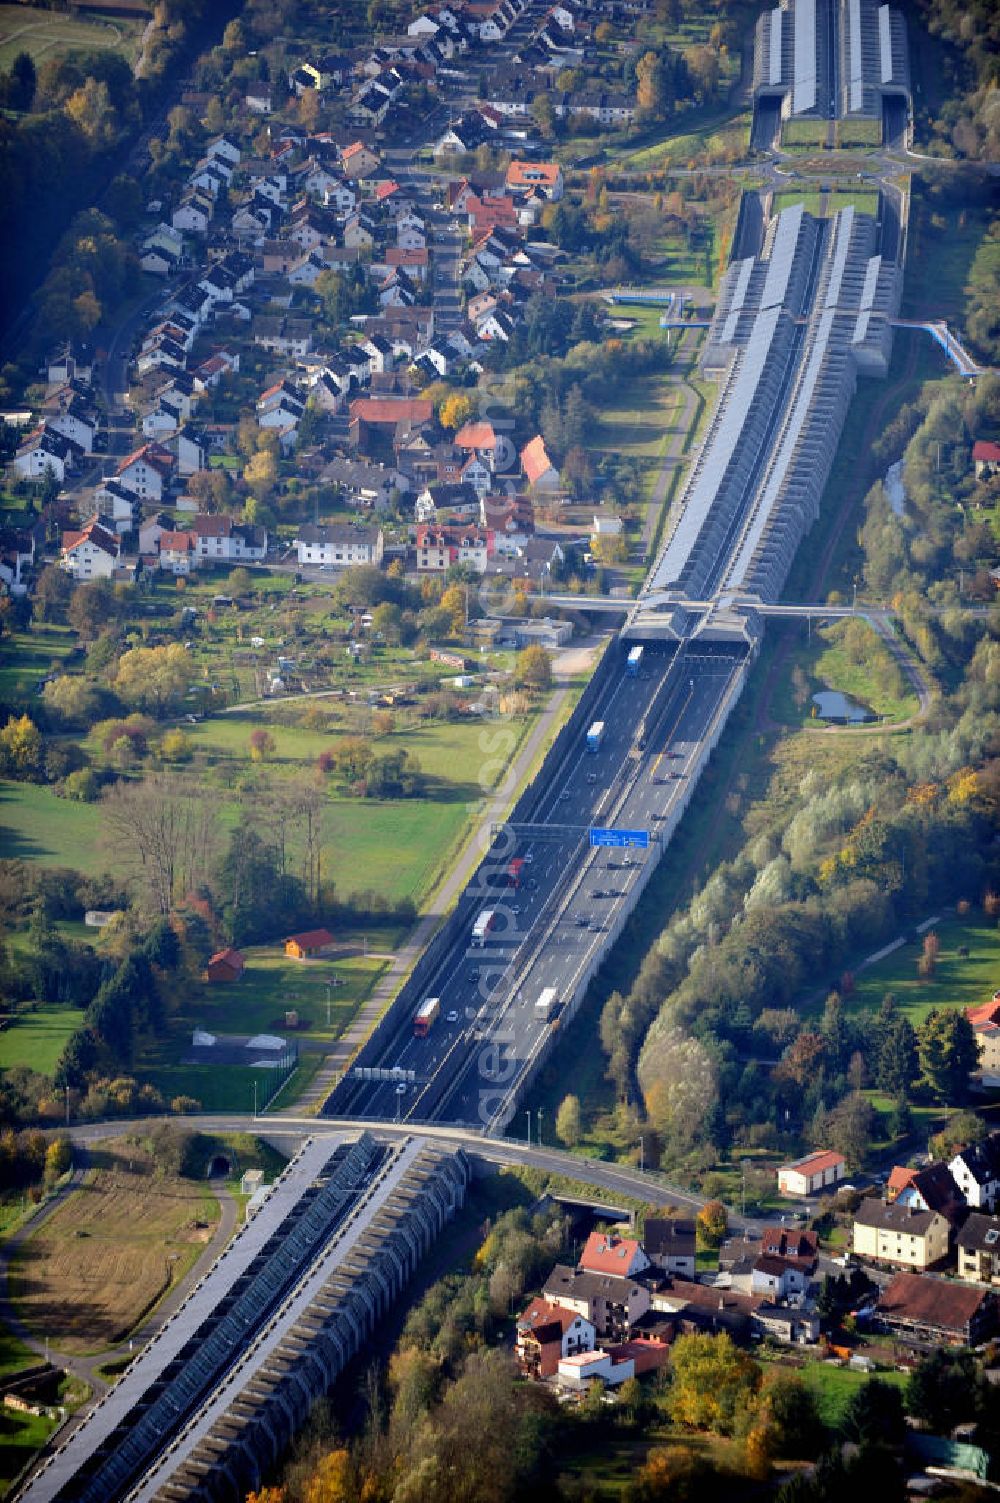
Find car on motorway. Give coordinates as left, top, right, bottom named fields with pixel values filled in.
left=588, top=922, right=601, bottom=933
left=586, top=772, right=598, bottom=784
left=590, top=889, right=605, bottom=899
left=446, top=1010, right=459, bottom=1023
left=511, top=905, right=521, bottom=914
left=524, top=852, right=534, bottom=864
left=469, top=967, right=481, bottom=981
left=559, top=790, right=571, bottom=801
left=395, top=1082, right=407, bottom=1095
left=576, top=916, right=588, bottom=926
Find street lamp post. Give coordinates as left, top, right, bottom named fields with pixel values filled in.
left=537, top=1108, right=544, bottom=1146
left=324, top=980, right=333, bottom=1029
left=525, top=1110, right=531, bottom=1148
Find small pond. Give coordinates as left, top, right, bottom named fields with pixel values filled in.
left=812, top=690, right=877, bottom=724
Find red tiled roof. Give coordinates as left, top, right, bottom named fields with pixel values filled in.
left=879, top=1272, right=991, bottom=1332
left=520, top=434, right=555, bottom=485
left=779, top=1149, right=846, bottom=1177
left=116, top=442, right=174, bottom=478
left=286, top=927, right=335, bottom=949
left=159, top=530, right=195, bottom=551
left=374, top=179, right=401, bottom=200
left=506, top=160, right=561, bottom=189
left=887, top=1165, right=916, bottom=1198
left=208, top=947, right=244, bottom=971
left=973, top=440, right=1000, bottom=463
left=350, top=397, right=433, bottom=425
left=580, top=1231, right=645, bottom=1276
left=454, top=420, right=496, bottom=450
left=517, top=1297, right=584, bottom=1338
left=968, top=999, right=1000, bottom=1029
left=61, top=519, right=119, bottom=558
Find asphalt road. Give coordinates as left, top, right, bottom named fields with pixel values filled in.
left=328, top=640, right=747, bottom=1130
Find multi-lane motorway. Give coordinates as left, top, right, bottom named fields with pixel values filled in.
left=329, top=641, right=748, bottom=1129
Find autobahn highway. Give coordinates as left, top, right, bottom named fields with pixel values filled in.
left=327, top=639, right=748, bottom=1129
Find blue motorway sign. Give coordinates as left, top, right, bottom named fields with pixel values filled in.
left=589, top=827, right=650, bottom=850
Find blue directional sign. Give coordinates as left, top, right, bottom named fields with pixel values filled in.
left=589, top=827, right=650, bottom=850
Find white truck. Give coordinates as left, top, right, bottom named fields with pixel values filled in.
left=472, top=909, right=496, bottom=946
left=534, top=987, right=559, bottom=1021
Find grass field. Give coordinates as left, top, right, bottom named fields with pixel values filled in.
left=0, top=1005, right=81, bottom=1076
left=0, top=4, right=144, bottom=71
left=772, top=189, right=880, bottom=217
left=0, top=782, right=104, bottom=868
left=840, top=915, right=1000, bottom=1027
left=199, top=949, right=387, bottom=1041
left=796, top=1359, right=907, bottom=1426
left=8, top=1139, right=219, bottom=1356
left=836, top=118, right=882, bottom=148
left=768, top=619, right=919, bottom=727
left=780, top=118, right=830, bottom=148
left=0, top=1405, right=59, bottom=1499
left=622, top=112, right=752, bottom=172
left=0, top=626, right=75, bottom=705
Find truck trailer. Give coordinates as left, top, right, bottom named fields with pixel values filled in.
left=472, top=909, right=496, bottom=945
left=534, top=987, right=559, bottom=1021
left=586, top=720, right=605, bottom=752
left=413, top=996, right=440, bottom=1037
left=627, top=645, right=644, bottom=676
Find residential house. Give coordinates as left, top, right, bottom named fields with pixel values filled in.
left=257, top=378, right=303, bottom=432
left=157, top=529, right=198, bottom=575
left=415, top=523, right=489, bottom=573
left=877, top=1271, right=997, bottom=1347
left=0, top=525, right=39, bottom=596
left=543, top=1264, right=651, bottom=1342
left=578, top=1231, right=650, bottom=1279
left=520, top=434, right=561, bottom=493
left=293, top=524, right=384, bottom=567
left=45, top=395, right=96, bottom=453
left=323, top=457, right=409, bottom=509
left=93, top=477, right=140, bottom=534
left=967, top=999, right=1000, bottom=1083
left=176, top=426, right=210, bottom=477
left=852, top=1199, right=950, bottom=1270
left=751, top=1255, right=812, bottom=1300
left=206, top=948, right=245, bottom=983
left=385, top=247, right=430, bottom=282
left=637, top=1220, right=695, bottom=1280
left=417, top=480, right=480, bottom=521
left=207, top=134, right=241, bottom=168
left=505, top=159, right=564, bottom=200
left=887, top=1161, right=965, bottom=1227
left=649, top=1276, right=762, bottom=1342
left=973, top=440, right=1000, bottom=478
left=754, top=1304, right=821, bottom=1345
left=172, top=191, right=213, bottom=236
left=138, top=513, right=173, bottom=555
left=245, top=83, right=273, bottom=114
left=285, top=928, right=335, bottom=959
left=13, top=426, right=75, bottom=483
left=141, top=244, right=181, bottom=277
left=46, top=341, right=94, bottom=387
left=777, top=1149, right=847, bottom=1197
left=344, top=211, right=378, bottom=251
left=341, top=141, right=381, bottom=180
left=557, top=1348, right=636, bottom=1389
left=191, top=513, right=267, bottom=565
left=60, top=515, right=120, bottom=580
left=115, top=443, right=174, bottom=502
left=515, top=1298, right=595, bottom=1377
left=950, top=1134, right=1000, bottom=1212
left=957, top=1213, right=1000, bottom=1285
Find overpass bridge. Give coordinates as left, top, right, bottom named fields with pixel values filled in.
left=892, top=318, right=989, bottom=378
